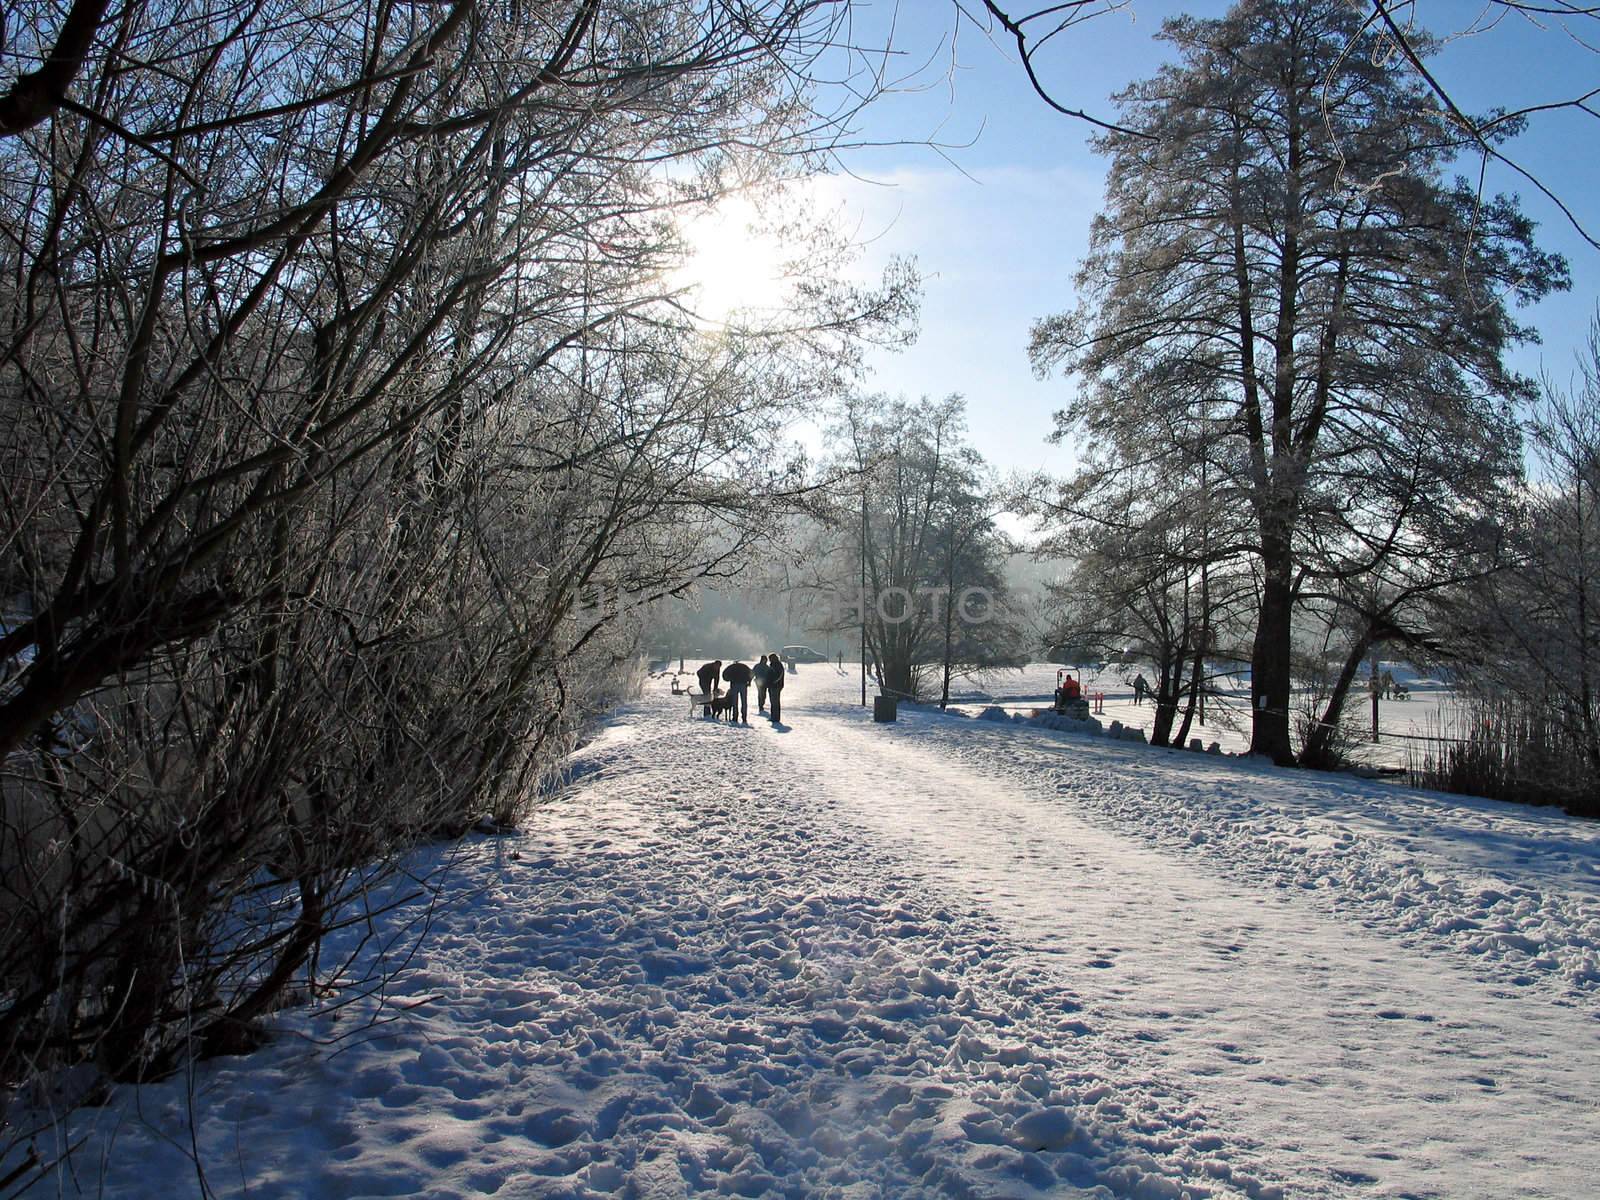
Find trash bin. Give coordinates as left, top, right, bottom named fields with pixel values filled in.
left=873, top=694, right=898, bottom=723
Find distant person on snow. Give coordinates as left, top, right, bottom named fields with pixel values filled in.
left=752, top=655, right=770, bottom=714
left=766, top=652, right=785, bottom=723
left=696, top=659, right=722, bottom=717
left=1133, top=673, right=1150, bottom=706
left=722, top=659, right=753, bottom=723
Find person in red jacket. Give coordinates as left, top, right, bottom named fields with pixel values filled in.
left=721, top=659, right=753, bottom=723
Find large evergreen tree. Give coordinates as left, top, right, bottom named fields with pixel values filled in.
left=1030, top=0, right=1567, bottom=763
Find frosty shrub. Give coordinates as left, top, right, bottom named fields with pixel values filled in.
left=1408, top=699, right=1599, bottom=817
left=0, top=0, right=914, bottom=1185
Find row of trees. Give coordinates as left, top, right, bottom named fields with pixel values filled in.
left=627, top=392, right=1033, bottom=701
left=0, top=0, right=917, bottom=1171
left=1429, top=323, right=1600, bottom=812
left=690, top=393, right=1026, bottom=707
left=1025, top=0, right=1569, bottom=766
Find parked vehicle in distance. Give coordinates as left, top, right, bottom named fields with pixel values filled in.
left=780, top=645, right=827, bottom=664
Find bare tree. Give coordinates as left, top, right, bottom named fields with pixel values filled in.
left=1026, top=421, right=1254, bottom=748
left=0, top=0, right=918, bottom=1173
left=802, top=394, right=1019, bottom=701
left=1029, top=0, right=1564, bottom=764
left=1438, top=312, right=1600, bottom=805
left=982, top=1, right=1600, bottom=247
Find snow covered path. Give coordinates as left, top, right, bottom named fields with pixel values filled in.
left=22, top=667, right=1600, bottom=1199
left=769, top=675, right=1600, bottom=1198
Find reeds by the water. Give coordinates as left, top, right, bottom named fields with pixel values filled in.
left=1406, top=697, right=1599, bottom=817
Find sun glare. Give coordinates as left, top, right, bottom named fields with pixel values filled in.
left=670, top=196, right=793, bottom=323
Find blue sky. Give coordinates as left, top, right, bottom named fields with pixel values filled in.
left=810, top=1, right=1600, bottom=479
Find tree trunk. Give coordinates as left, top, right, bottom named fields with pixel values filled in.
left=1300, top=629, right=1373, bottom=768
left=940, top=521, right=959, bottom=708
left=1251, top=530, right=1296, bottom=764
left=1574, top=471, right=1600, bottom=779
left=940, top=591, right=955, bottom=708
left=1173, top=651, right=1203, bottom=749
left=1150, top=699, right=1177, bottom=747
left=1150, top=657, right=1181, bottom=746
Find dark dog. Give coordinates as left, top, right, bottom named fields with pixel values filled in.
left=711, top=693, right=738, bottom=722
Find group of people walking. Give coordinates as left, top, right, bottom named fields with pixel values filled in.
left=695, top=652, right=786, bottom=724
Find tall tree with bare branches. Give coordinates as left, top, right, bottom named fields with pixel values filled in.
left=1029, top=0, right=1565, bottom=763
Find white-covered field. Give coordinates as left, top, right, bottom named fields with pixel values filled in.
left=18, top=665, right=1600, bottom=1198
left=945, top=661, right=1465, bottom=769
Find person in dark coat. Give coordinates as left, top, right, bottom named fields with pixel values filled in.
left=722, top=659, right=753, bottom=723
left=765, top=652, right=785, bottom=723
left=696, top=659, right=721, bottom=717
left=752, top=655, right=770, bottom=713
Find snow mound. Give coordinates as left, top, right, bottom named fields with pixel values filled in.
left=1028, top=712, right=1105, bottom=735
left=1010, top=1105, right=1077, bottom=1151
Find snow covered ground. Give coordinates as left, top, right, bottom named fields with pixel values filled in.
left=17, top=665, right=1600, bottom=1198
